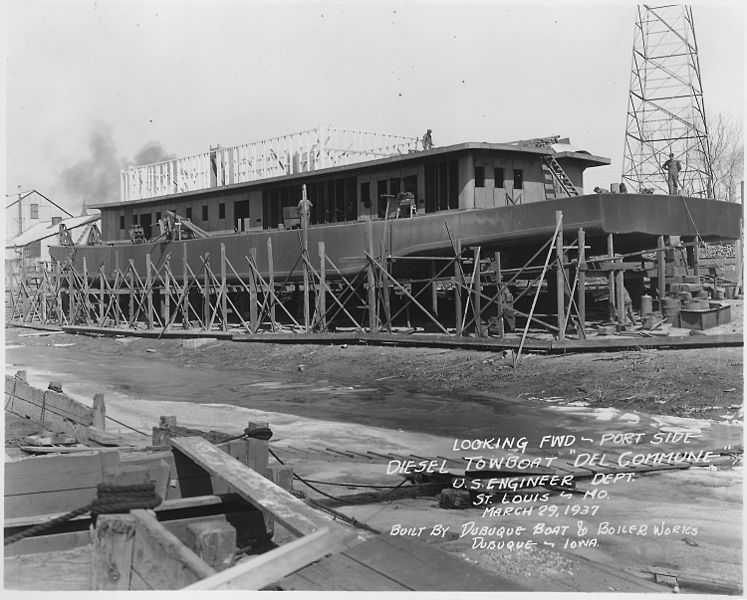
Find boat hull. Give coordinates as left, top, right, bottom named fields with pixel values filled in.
left=50, top=194, right=741, bottom=282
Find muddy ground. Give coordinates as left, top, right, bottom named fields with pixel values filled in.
left=3, top=302, right=744, bottom=593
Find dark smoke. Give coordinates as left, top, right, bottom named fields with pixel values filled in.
left=61, top=122, right=177, bottom=204
left=132, top=141, right=177, bottom=166
left=61, top=121, right=122, bottom=204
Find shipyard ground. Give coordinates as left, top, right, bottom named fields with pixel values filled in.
left=4, top=300, right=743, bottom=592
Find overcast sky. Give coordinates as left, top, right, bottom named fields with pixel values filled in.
left=4, top=1, right=745, bottom=214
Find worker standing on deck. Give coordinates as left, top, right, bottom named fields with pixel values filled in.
left=662, top=152, right=682, bottom=195
left=298, top=184, right=313, bottom=228
left=422, top=129, right=434, bottom=151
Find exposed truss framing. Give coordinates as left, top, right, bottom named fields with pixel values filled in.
left=622, top=5, right=714, bottom=197
left=120, top=126, right=419, bottom=202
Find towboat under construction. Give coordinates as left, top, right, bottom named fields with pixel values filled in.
left=14, top=126, right=738, bottom=337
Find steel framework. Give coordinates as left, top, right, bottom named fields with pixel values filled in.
left=622, top=5, right=713, bottom=197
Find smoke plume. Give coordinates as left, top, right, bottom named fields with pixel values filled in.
left=132, top=141, right=177, bottom=166
left=60, top=122, right=177, bottom=204
left=61, top=121, right=122, bottom=204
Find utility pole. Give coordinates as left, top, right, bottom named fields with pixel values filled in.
left=17, top=184, right=23, bottom=237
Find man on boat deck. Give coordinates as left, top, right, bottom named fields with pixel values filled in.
left=422, top=129, right=434, bottom=151
left=662, top=152, right=682, bottom=195
left=298, top=184, right=313, bottom=228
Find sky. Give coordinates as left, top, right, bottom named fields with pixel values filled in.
left=3, top=1, right=745, bottom=215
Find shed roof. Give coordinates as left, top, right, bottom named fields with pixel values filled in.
left=5, top=214, right=100, bottom=249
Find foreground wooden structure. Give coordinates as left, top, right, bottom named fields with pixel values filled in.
left=3, top=374, right=526, bottom=591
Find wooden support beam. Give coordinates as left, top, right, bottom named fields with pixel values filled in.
left=454, top=239, right=462, bottom=335
left=657, top=235, right=666, bottom=309
left=93, top=514, right=137, bottom=590
left=183, top=244, right=190, bottom=329
left=607, top=233, right=616, bottom=321
left=577, top=228, right=586, bottom=337
left=365, top=219, right=377, bottom=334
left=692, top=236, right=701, bottom=280
left=164, top=256, right=171, bottom=326
left=430, top=261, right=438, bottom=316
left=98, top=264, right=105, bottom=325
left=92, top=393, right=106, bottom=430
left=616, top=270, right=626, bottom=327
left=184, top=526, right=355, bottom=590
left=267, top=237, right=276, bottom=330
left=473, top=247, right=482, bottom=336
left=146, top=254, right=154, bottom=329
left=555, top=211, right=565, bottom=341
left=184, top=519, right=237, bottom=571
left=318, top=242, right=327, bottom=332
left=379, top=238, right=391, bottom=333
left=203, top=252, right=210, bottom=330
left=130, top=509, right=216, bottom=589
left=365, top=252, right=450, bottom=336
left=249, top=248, right=258, bottom=332
left=170, top=436, right=330, bottom=537
left=220, top=244, right=228, bottom=331
left=494, top=252, right=504, bottom=339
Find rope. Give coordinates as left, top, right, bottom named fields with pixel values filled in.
left=269, top=447, right=412, bottom=504
left=90, top=482, right=162, bottom=519
left=4, top=505, right=93, bottom=546
left=5, top=378, right=18, bottom=411
left=4, top=482, right=162, bottom=547
left=2, top=381, right=149, bottom=437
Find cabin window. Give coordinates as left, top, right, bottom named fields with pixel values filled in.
left=202, top=205, right=208, bottom=221
left=219, top=203, right=226, bottom=219
left=155, top=211, right=161, bottom=221
left=361, top=181, right=371, bottom=209
left=475, top=166, right=485, bottom=188
left=133, top=214, right=139, bottom=225
left=424, top=159, right=459, bottom=213
left=494, top=167, right=505, bottom=188
left=513, top=169, right=524, bottom=189
left=30, top=203, right=39, bottom=219
left=186, top=207, right=192, bottom=220
left=140, top=213, right=152, bottom=239
left=404, top=175, right=418, bottom=196
left=119, top=215, right=125, bottom=230
left=377, top=180, right=388, bottom=219
left=344, top=177, right=357, bottom=221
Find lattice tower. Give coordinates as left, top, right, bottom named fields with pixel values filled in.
left=622, top=5, right=713, bottom=197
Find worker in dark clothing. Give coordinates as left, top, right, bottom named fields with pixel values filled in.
left=422, top=129, right=433, bottom=151
left=297, top=184, right=313, bottom=228
left=662, top=153, right=682, bottom=195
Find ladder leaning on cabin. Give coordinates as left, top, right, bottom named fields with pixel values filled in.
left=543, top=155, right=580, bottom=197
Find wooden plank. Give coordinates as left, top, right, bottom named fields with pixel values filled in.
left=279, top=551, right=410, bottom=591
left=130, top=509, right=216, bottom=589
left=344, top=535, right=527, bottom=591
left=171, top=436, right=330, bottom=536
left=5, top=376, right=95, bottom=432
left=92, top=514, right=136, bottom=590
left=4, top=530, right=93, bottom=557
left=185, top=526, right=356, bottom=590
left=3, top=545, right=93, bottom=591
left=551, top=333, right=743, bottom=353
left=4, top=450, right=120, bottom=518
left=163, top=511, right=267, bottom=555
left=4, top=449, right=117, bottom=495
